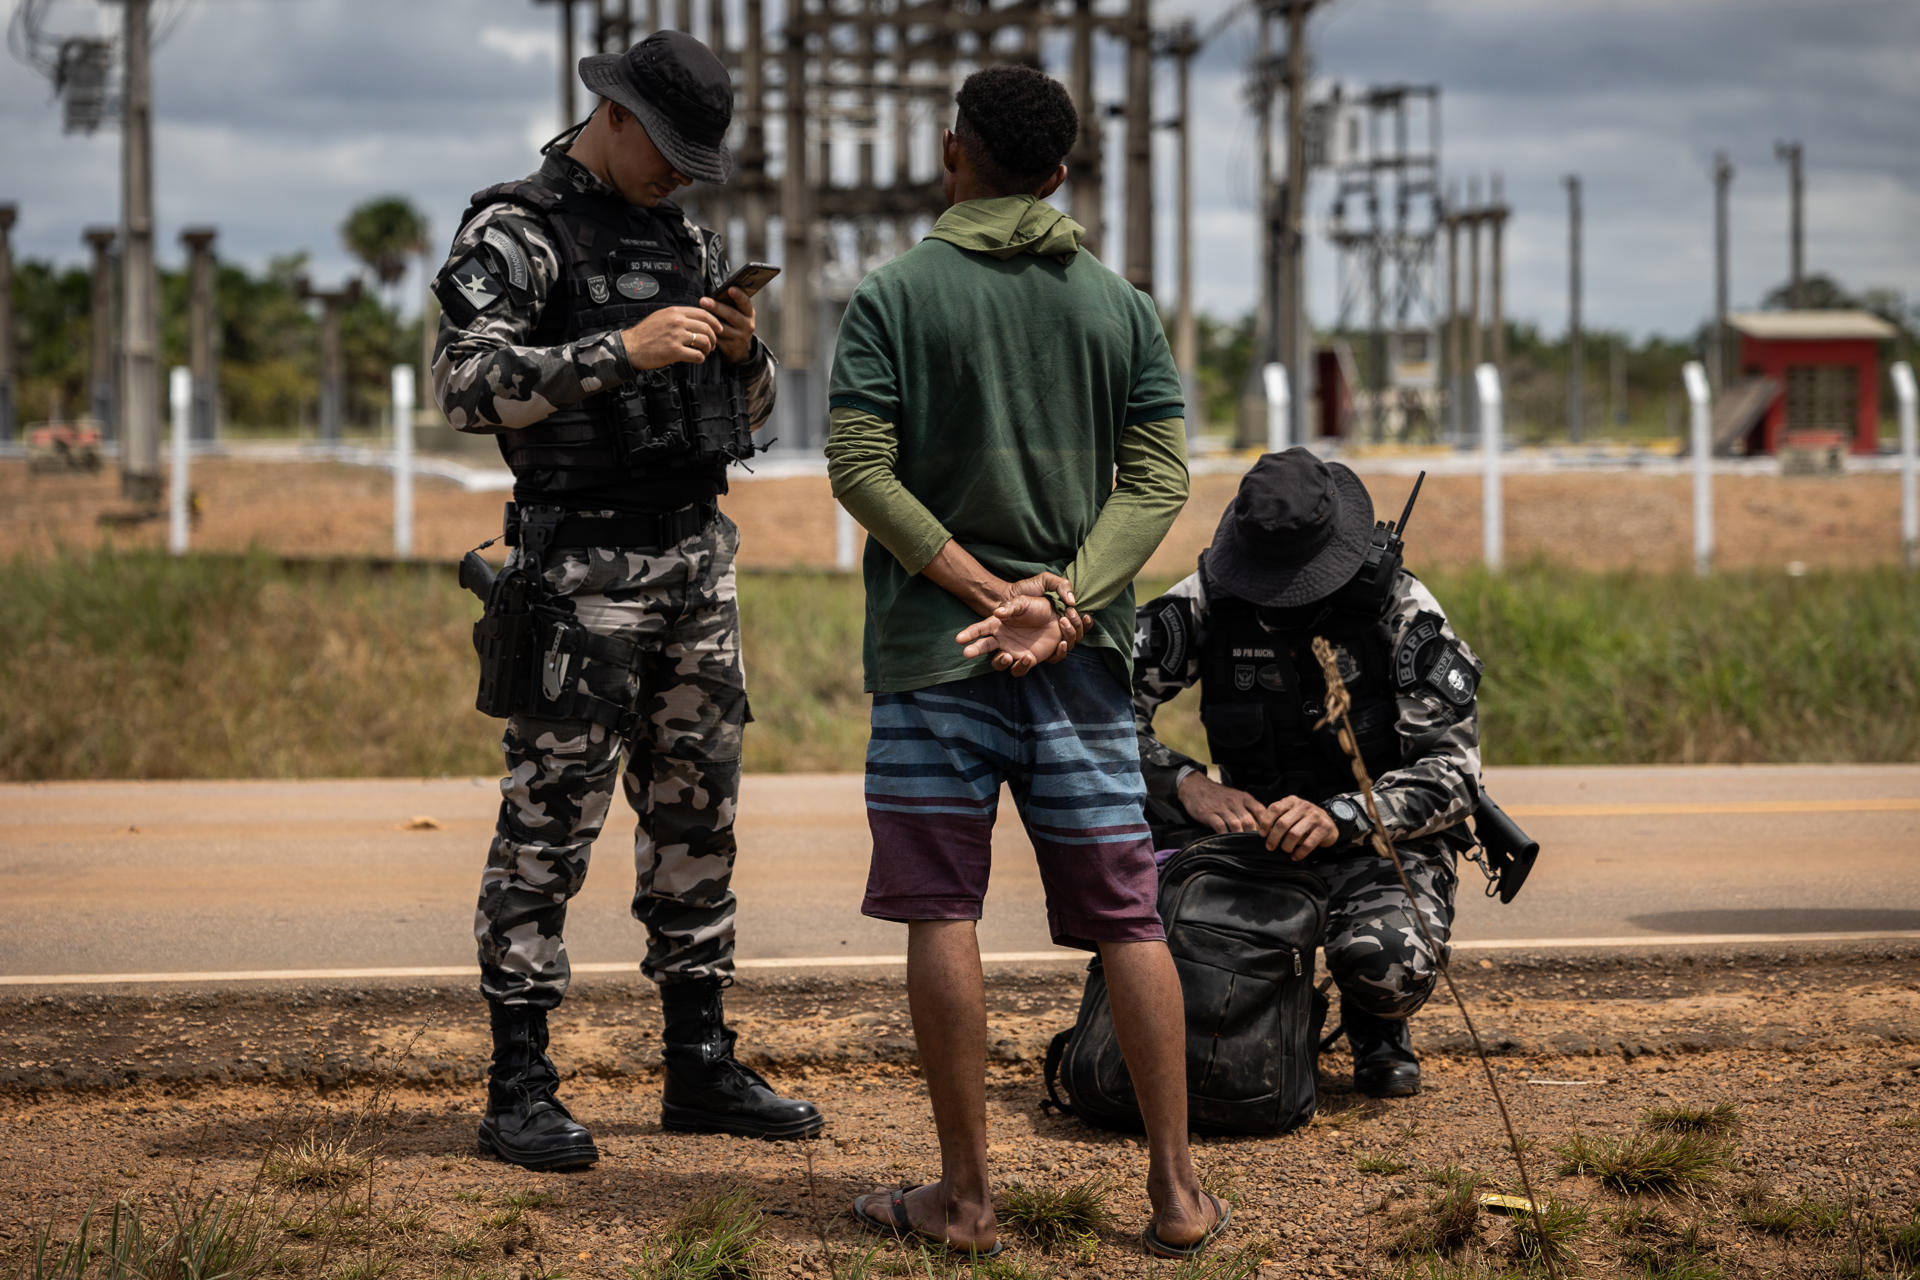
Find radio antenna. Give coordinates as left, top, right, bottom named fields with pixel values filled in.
left=1391, top=471, right=1427, bottom=536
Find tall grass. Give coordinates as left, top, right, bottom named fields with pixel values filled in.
left=3, top=552, right=1916, bottom=781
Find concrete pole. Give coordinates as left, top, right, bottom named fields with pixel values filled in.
left=305, top=284, right=358, bottom=447
left=0, top=204, right=15, bottom=444
left=834, top=506, right=857, bottom=572
left=1445, top=191, right=1460, bottom=444
left=1069, top=0, right=1103, bottom=259
left=1465, top=179, right=1481, bottom=375
left=1476, top=362, right=1502, bottom=572
left=84, top=227, right=117, bottom=441
left=120, top=0, right=163, bottom=501
left=1122, top=0, right=1153, bottom=293
left=1711, top=152, right=1732, bottom=393
left=741, top=0, right=768, bottom=262
left=1609, top=335, right=1625, bottom=427
left=1263, top=362, right=1290, bottom=453
left=1489, top=174, right=1507, bottom=380
left=1892, top=361, right=1917, bottom=572
left=168, top=366, right=191, bottom=555
left=554, top=0, right=578, bottom=130
left=392, top=364, right=415, bottom=558
left=1775, top=140, right=1802, bottom=309
left=674, top=0, right=691, bottom=31
left=180, top=227, right=217, bottom=443
left=1277, top=0, right=1310, bottom=427
left=780, top=16, right=814, bottom=448
left=1565, top=173, right=1583, bottom=443
left=1683, top=361, right=1712, bottom=577
left=1172, top=31, right=1198, bottom=433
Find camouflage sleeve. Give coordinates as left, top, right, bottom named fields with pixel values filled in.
left=430, top=202, right=636, bottom=433
left=681, top=209, right=778, bottom=431
left=1131, top=571, right=1211, bottom=806
left=1330, top=573, right=1483, bottom=842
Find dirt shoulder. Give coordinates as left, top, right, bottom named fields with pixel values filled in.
left=3, top=943, right=1916, bottom=1278
left=4, top=458, right=1910, bottom=575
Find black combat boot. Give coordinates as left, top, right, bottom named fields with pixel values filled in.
left=478, top=1002, right=599, bottom=1170
left=1344, top=1001, right=1421, bottom=1098
left=659, top=978, right=825, bottom=1139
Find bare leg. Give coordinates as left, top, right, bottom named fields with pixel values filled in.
left=1099, top=939, right=1217, bottom=1247
left=855, top=919, right=997, bottom=1252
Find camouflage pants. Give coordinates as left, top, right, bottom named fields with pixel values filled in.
left=1319, top=837, right=1457, bottom=1021
left=476, top=513, right=746, bottom=1008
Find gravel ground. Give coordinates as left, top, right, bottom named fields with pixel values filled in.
left=2, top=944, right=1916, bottom=1278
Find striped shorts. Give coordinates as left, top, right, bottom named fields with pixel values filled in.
left=862, top=649, right=1165, bottom=950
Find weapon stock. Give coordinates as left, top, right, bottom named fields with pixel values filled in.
left=1473, top=793, right=1539, bottom=904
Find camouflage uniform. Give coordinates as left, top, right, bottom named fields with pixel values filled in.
left=434, top=148, right=774, bottom=1008
left=1132, top=569, right=1482, bottom=1020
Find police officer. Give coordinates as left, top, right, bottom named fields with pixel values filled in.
left=1132, top=449, right=1483, bottom=1098
left=433, top=29, right=822, bottom=1170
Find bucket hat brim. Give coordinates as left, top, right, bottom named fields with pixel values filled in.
left=1201, top=461, right=1375, bottom=608
left=579, top=53, right=735, bottom=185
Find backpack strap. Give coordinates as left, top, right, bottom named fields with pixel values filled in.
left=1039, top=1028, right=1075, bottom=1118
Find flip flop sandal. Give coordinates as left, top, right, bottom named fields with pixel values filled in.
left=851, top=1186, right=1005, bottom=1259
left=1142, top=1191, right=1232, bottom=1259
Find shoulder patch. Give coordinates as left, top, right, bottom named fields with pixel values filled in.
left=1423, top=643, right=1479, bottom=708
left=1137, top=596, right=1193, bottom=674
left=482, top=226, right=531, bottom=291
left=1393, top=612, right=1445, bottom=690
left=434, top=251, right=506, bottom=326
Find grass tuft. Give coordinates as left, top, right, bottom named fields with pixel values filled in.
left=1357, top=1154, right=1414, bottom=1176
left=1554, top=1130, right=1732, bottom=1193
left=263, top=1135, right=377, bottom=1191
left=1388, top=1171, right=1484, bottom=1257
left=1502, top=1194, right=1588, bottom=1266
left=1000, top=1177, right=1115, bottom=1255
left=626, top=1188, right=764, bottom=1280
left=1639, top=1102, right=1739, bottom=1136
left=16, top=1196, right=278, bottom=1280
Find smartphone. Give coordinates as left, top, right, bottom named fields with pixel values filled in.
left=715, top=261, right=781, bottom=299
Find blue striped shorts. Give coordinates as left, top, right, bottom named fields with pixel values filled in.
left=862, top=649, right=1164, bottom=949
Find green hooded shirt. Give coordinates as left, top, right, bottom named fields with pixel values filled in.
left=826, top=195, right=1189, bottom=694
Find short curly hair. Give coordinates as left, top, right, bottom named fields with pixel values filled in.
left=954, top=64, right=1079, bottom=195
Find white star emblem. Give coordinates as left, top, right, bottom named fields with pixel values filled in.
left=455, top=270, right=499, bottom=309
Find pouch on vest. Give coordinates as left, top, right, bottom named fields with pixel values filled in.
left=1042, top=833, right=1330, bottom=1136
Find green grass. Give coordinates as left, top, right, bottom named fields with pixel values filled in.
left=16, top=1196, right=278, bottom=1280
left=1389, top=1170, right=1485, bottom=1257
left=1640, top=1103, right=1739, bottom=1136
left=625, top=1189, right=764, bottom=1280
left=1502, top=1194, right=1588, bottom=1267
left=1555, top=1131, right=1733, bottom=1193
left=1358, top=1153, right=1414, bottom=1175
left=999, top=1177, right=1114, bottom=1255
left=4, top=553, right=1917, bottom=780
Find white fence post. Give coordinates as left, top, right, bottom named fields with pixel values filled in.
left=834, top=506, right=858, bottom=572
left=168, top=366, right=192, bottom=555
left=1262, top=362, right=1290, bottom=454
left=1475, top=363, right=1502, bottom=571
left=1683, top=360, right=1713, bottom=577
left=1893, top=361, right=1917, bottom=573
left=392, top=364, right=415, bottom=559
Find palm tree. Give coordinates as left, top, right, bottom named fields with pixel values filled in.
left=340, top=196, right=429, bottom=306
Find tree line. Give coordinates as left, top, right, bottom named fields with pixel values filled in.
left=7, top=197, right=431, bottom=434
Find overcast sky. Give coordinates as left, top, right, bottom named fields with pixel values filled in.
left=4, top=0, right=1916, bottom=342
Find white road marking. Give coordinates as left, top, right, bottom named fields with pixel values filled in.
left=3, top=932, right=1917, bottom=987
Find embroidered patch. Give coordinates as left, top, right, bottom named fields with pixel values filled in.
left=1423, top=644, right=1478, bottom=708
left=616, top=271, right=661, bottom=300
left=587, top=275, right=611, bottom=304
left=482, top=226, right=530, bottom=290
left=1234, top=664, right=1257, bottom=692
left=449, top=257, right=503, bottom=313
left=1394, top=613, right=1444, bottom=690
left=1140, top=598, right=1190, bottom=674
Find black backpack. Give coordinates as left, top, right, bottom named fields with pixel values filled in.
left=1042, top=833, right=1330, bottom=1136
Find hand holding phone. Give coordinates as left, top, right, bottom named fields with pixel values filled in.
left=715, top=262, right=780, bottom=300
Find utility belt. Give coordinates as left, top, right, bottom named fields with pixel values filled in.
left=501, top=499, right=718, bottom=552
left=460, top=499, right=718, bottom=738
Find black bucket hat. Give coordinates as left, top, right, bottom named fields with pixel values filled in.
left=1201, top=448, right=1376, bottom=608
left=579, top=30, right=735, bottom=184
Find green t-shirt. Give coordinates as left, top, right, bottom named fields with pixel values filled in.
left=827, top=196, right=1187, bottom=694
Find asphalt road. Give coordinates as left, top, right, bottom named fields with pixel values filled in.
left=3, top=766, right=1917, bottom=987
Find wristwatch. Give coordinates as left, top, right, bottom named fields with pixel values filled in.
left=1328, top=796, right=1372, bottom=847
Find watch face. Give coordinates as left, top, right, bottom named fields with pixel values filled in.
left=1331, top=800, right=1356, bottom=822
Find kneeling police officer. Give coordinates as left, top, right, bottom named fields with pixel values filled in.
left=1132, top=449, right=1483, bottom=1098
left=433, top=30, right=822, bottom=1169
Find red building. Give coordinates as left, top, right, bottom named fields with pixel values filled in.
left=1726, top=310, right=1896, bottom=455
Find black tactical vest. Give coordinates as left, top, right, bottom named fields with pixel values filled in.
left=1197, top=576, right=1405, bottom=806
left=459, top=167, right=754, bottom=511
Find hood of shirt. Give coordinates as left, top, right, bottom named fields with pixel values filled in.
left=925, top=196, right=1085, bottom=262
